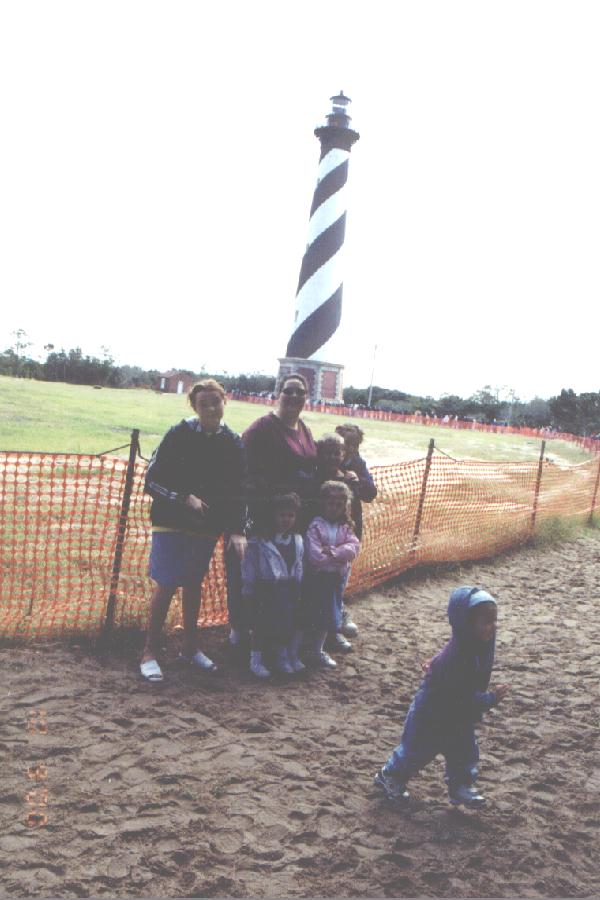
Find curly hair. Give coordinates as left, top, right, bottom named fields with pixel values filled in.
left=335, top=423, right=364, bottom=446
left=319, top=480, right=355, bottom=530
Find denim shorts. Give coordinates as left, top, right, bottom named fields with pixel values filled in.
left=149, top=531, right=218, bottom=589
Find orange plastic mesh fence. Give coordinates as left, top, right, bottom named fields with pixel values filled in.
left=1, top=450, right=599, bottom=640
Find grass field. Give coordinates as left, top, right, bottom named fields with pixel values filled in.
left=0, top=374, right=592, bottom=466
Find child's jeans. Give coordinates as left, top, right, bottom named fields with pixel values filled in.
left=250, top=579, right=301, bottom=650
left=384, top=691, right=480, bottom=790
left=303, top=570, right=345, bottom=633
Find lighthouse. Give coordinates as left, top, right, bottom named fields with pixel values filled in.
left=277, top=92, right=360, bottom=403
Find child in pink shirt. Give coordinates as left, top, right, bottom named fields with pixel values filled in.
left=303, top=481, right=360, bottom=669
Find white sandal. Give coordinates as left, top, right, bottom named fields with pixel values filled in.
left=140, top=659, right=164, bottom=683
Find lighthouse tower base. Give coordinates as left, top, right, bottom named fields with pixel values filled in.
left=277, top=357, right=344, bottom=404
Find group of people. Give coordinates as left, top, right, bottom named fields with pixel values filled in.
left=138, top=373, right=509, bottom=810
left=139, top=372, right=376, bottom=683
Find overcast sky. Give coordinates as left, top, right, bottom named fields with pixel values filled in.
left=1, top=1, right=598, bottom=402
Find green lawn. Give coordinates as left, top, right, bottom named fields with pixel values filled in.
left=0, top=375, right=591, bottom=466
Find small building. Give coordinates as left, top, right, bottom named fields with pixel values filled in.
left=156, top=370, right=196, bottom=395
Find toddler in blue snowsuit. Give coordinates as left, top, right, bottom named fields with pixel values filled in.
left=374, top=586, right=510, bottom=808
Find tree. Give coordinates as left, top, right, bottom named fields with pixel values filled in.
left=549, top=389, right=579, bottom=433
left=10, top=328, right=32, bottom=376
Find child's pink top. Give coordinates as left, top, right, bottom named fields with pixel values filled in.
left=304, top=516, right=360, bottom=576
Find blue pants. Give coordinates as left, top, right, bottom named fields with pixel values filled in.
left=250, top=579, right=301, bottom=650
left=385, top=690, right=480, bottom=790
left=303, top=571, right=344, bottom=633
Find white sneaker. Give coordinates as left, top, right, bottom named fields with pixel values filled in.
left=250, top=656, right=271, bottom=679
left=341, top=609, right=358, bottom=638
left=328, top=632, right=353, bottom=653
left=274, top=649, right=294, bottom=675
left=316, top=651, right=337, bottom=669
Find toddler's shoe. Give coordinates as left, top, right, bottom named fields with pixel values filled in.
left=448, top=784, right=486, bottom=808
left=341, top=608, right=358, bottom=638
left=304, top=650, right=337, bottom=669
left=274, top=649, right=295, bottom=676
left=179, top=650, right=218, bottom=672
left=316, top=650, right=337, bottom=669
left=250, top=652, right=271, bottom=679
left=373, top=768, right=410, bottom=804
left=328, top=632, right=352, bottom=653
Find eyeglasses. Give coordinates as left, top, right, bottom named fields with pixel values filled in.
left=281, top=387, right=306, bottom=396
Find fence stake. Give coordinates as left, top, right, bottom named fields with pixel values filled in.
left=589, top=456, right=600, bottom=524
left=103, top=429, right=140, bottom=637
left=530, top=440, right=546, bottom=535
left=411, top=439, right=435, bottom=557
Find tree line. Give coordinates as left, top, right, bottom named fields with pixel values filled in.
left=2, top=330, right=599, bottom=437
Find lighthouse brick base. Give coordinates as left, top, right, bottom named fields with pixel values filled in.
left=277, top=357, right=344, bottom=404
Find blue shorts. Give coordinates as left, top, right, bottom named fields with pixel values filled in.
left=149, top=531, right=218, bottom=589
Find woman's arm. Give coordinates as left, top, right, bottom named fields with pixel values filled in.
left=144, top=426, right=190, bottom=504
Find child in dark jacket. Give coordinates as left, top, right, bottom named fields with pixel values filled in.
left=374, top=586, right=510, bottom=808
left=241, top=493, right=305, bottom=679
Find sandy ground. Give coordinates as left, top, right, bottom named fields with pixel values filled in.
left=1, top=532, right=599, bottom=899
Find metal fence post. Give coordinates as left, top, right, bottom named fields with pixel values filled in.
left=103, top=429, right=140, bottom=636
left=411, top=439, right=435, bottom=557
left=530, top=440, right=546, bottom=535
left=588, top=456, right=600, bottom=524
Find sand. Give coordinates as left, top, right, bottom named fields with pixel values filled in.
left=1, top=532, right=599, bottom=899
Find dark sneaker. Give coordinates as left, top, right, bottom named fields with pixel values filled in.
left=341, top=609, right=358, bottom=638
left=448, top=784, right=486, bottom=808
left=373, top=768, right=410, bottom=804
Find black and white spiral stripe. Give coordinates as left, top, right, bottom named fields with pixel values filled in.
left=286, top=145, right=352, bottom=361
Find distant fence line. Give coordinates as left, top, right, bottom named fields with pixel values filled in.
left=1, top=432, right=599, bottom=641
left=235, top=393, right=600, bottom=455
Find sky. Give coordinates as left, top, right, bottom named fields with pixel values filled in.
left=1, top=1, right=599, bottom=403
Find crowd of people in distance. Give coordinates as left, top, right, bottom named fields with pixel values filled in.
left=139, top=374, right=510, bottom=810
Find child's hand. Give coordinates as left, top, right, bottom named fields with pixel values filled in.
left=344, top=471, right=359, bottom=483
left=323, top=546, right=334, bottom=557
left=420, top=657, right=433, bottom=674
left=493, top=683, right=510, bottom=703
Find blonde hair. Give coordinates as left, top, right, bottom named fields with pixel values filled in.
left=188, top=378, right=226, bottom=408
left=319, top=480, right=354, bottom=529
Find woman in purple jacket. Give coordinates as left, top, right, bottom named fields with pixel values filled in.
left=242, top=373, right=318, bottom=536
